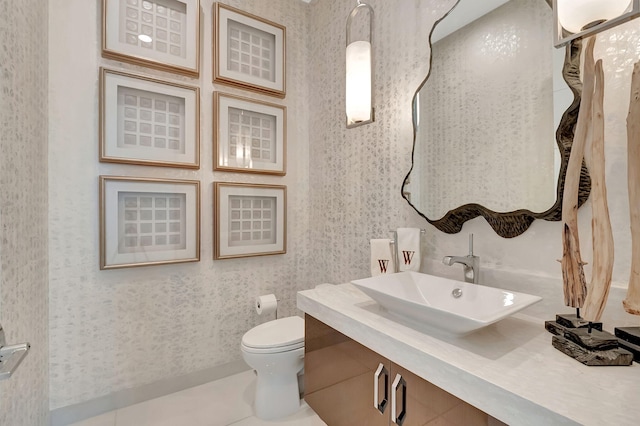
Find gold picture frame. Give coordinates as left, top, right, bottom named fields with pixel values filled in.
left=102, top=0, right=201, bottom=77
left=100, top=176, right=200, bottom=269
left=213, top=92, right=286, bottom=175
left=213, top=3, right=286, bottom=98
left=100, top=68, right=200, bottom=169
left=214, top=182, right=286, bottom=259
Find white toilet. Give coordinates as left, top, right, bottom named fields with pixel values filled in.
left=241, top=316, right=305, bottom=420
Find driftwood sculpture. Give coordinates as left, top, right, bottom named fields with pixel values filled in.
left=561, top=38, right=597, bottom=308
left=582, top=60, right=614, bottom=322
left=623, top=61, right=640, bottom=316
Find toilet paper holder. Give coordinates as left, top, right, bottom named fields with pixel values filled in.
left=0, top=323, right=30, bottom=381
left=255, top=295, right=281, bottom=319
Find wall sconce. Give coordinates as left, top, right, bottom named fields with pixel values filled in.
left=553, top=0, right=640, bottom=47
left=346, top=0, right=374, bottom=128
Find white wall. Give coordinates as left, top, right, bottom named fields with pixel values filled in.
left=0, top=0, right=50, bottom=424
left=306, top=0, right=639, bottom=322
left=48, top=0, right=311, bottom=410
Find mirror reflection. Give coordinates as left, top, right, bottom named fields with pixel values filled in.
left=403, top=0, right=587, bottom=237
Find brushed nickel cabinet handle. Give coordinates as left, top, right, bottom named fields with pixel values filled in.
left=391, top=373, right=407, bottom=425
left=373, top=363, right=388, bottom=414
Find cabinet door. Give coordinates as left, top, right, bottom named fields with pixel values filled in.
left=305, top=314, right=389, bottom=426
left=390, top=363, right=491, bottom=426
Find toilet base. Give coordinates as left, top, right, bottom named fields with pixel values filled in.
left=298, top=370, right=304, bottom=397
left=254, top=372, right=301, bottom=420
left=240, top=316, right=305, bottom=420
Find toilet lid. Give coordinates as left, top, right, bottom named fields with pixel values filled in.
left=242, top=316, right=304, bottom=349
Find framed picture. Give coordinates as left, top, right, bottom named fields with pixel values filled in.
left=102, top=0, right=200, bottom=77
left=213, top=3, right=286, bottom=98
left=100, top=176, right=200, bottom=269
left=100, top=68, right=200, bottom=169
left=214, top=182, right=286, bottom=259
left=213, top=92, right=286, bottom=175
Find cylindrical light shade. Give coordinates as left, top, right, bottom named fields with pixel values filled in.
left=557, top=0, right=631, bottom=33
left=346, top=40, right=372, bottom=124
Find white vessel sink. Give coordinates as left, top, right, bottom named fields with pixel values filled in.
left=351, top=271, right=541, bottom=335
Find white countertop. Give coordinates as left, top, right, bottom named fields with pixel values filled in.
left=297, top=283, right=640, bottom=426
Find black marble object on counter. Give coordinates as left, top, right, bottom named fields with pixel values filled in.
left=555, top=314, right=603, bottom=331
left=552, top=335, right=634, bottom=366
left=615, top=327, right=640, bottom=346
left=545, top=315, right=602, bottom=337
left=545, top=321, right=567, bottom=336
left=617, top=338, right=640, bottom=362
left=615, top=327, right=640, bottom=362
left=547, top=314, right=633, bottom=366
left=563, top=328, right=619, bottom=351
left=545, top=320, right=603, bottom=336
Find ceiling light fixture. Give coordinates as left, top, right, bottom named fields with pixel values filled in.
left=553, top=0, right=640, bottom=47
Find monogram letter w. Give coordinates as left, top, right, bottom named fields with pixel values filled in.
left=402, top=251, right=415, bottom=265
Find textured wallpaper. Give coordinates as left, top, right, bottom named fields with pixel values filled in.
left=0, top=0, right=49, bottom=424
left=306, top=0, right=457, bottom=284
left=48, top=0, right=311, bottom=410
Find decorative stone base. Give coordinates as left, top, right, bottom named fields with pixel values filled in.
left=546, top=314, right=633, bottom=366
left=544, top=321, right=567, bottom=336
left=545, top=320, right=602, bottom=336
left=552, top=335, right=633, bottom=366
left=555, top=314, right=602, bottom=331
left=614, top=327, right=640, bottom=346
left=563, top=328, right=619, bottom=351
left=615, top=327, right=640, bottom=362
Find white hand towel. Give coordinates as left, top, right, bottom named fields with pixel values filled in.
left=397, top=228, right=421, bottom=272
left=370, top=239, right=395, bottom=276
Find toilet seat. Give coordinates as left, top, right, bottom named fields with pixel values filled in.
left=241, top=316, right=304, bottom=353
left=241, top=341, right=303, bottom=354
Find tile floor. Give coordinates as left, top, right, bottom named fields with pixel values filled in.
left=69, top=370, right=327, bottom=426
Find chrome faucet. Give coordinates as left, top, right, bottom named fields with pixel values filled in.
left=443, top=234, right=479, bottom=284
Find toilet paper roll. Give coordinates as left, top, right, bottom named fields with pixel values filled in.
left=255, top=294, right=278, bottom=316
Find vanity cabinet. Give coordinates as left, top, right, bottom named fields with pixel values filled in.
left=304, top=315, right=492, bottom=426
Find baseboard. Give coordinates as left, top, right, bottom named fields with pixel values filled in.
left=50, top=359, right=250, bottom=426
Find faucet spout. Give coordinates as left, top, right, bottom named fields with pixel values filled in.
left=442, top=255, right=465, bottom=266
left=443, top=235, right=480, bottom=284
left=442, top=255, right=479, bottom=284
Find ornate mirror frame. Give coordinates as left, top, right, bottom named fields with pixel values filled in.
left=402, top=0, right=590, bottom=238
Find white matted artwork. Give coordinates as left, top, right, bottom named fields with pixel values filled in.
left=100, top=176, right=200, bottom=269
left=100, top=68, right=200, bottom=169
left=213, top=3, right=286, bottom=98
left=214, top=92, right=286, bottom=175
left=214, top=182, right=286, bottom=259
left=102, top=0, right=200, bottom=76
